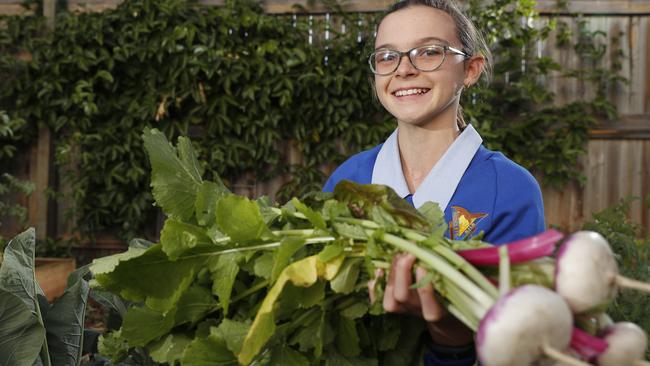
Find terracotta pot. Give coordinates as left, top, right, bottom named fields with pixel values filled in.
left=35, top=257, right=76, bottom=302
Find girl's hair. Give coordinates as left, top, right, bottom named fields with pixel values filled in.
left=374, top=0, right=492, bottom=129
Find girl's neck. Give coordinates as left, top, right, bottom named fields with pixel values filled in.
left=397, top=119, right=460, bottom=194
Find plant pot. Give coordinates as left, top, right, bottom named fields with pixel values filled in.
left=35, top=257, right=76, bottom=302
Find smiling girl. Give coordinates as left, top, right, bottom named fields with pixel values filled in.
left=323, top=0, right=545, bottom=364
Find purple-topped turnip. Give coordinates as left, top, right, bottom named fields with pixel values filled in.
left=597, top=322, right=649, bottom=366
left=555, top=231, right=650, bottom=314
left=477, top=285, right=587, bottom=366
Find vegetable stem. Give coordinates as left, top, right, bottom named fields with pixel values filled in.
left=542, top=344, right=591, bottom=366
left=402, top=229, right=499, bottom=299
left=376, top=231, right=494, bottom=312
left=615, top=275, right=650, bottom=293
left=499, top=245, right=510, bottom=296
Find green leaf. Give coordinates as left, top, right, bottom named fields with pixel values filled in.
left=0, top=289, right=44, bottom=365
left=97, top=330, right=129, bottom=364
left=291, top=197, right=326, bottom=230
left=175, top=285, right=216, bottom=325
left=93, top=245, right=204, bottom=312
left=148, top=333, right=192, bottom=365
left=216, top=195, right=271, bottom=242
left=335, top=316, right=361, bottom=357
left=208, top=253, right=241, bottom=315
left=89, top=246, right=147, bottom=277
left=196, top=181, right=229, bottom=227
left=142, top=128, right=202, bottom=221
left=216, top=319, right=250, bottom=356
left=121, top=306, right=175, bottom=347
left=271, top=237, right=305, bottom=283
left=181, top=327, right=237, bottom=366
left=44, top=267, right=90, bottom=366
left=269, top=345, right=310, bottom=366
left=340, top=302, right=368, bottom=319
left=330, top=258, right=361, bottom=294
left=318, top=241, right=344, bottom=262
left=254, top=252, right=275, bottom=279
left=160, top=219, right=213, bottom=260
left=332, top=222, right=367, bottom=240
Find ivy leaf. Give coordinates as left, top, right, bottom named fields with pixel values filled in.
left=142, top=128, right=202, bottom=222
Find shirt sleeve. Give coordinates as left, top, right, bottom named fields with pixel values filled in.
left=484, top=159, right=545, bottom=245
left=424, top=342, right=477, bottom=366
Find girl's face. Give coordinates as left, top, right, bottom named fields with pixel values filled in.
left=374, top=6, right=473, bottom=128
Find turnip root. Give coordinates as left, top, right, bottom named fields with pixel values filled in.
left=597, top=322, right=649, bottom=366
left=477, top=285, right=587, bottom=366
left=555, top=231, right=650, bottom=313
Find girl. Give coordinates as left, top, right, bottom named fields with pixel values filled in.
left=323, top=0, right=545, bottom=364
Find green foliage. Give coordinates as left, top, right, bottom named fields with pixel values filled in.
left=583, top=196, right=650, bottom=355
left=88, top=128, right=491, bottom=364
left=0, top=228, right=90, bottom=366
left=0, top=173, right=35, bottom=248
left=0, top=0, right=622, bottom=240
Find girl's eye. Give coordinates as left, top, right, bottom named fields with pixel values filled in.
left=377, top=52, right=397, bottom=63
left=418, top=48, right=442, bottom=57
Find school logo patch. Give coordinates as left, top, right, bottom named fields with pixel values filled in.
left=449, top=206, right=488, bottom=240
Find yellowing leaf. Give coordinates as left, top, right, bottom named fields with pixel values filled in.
left=237, top=255, right=344, bottom=365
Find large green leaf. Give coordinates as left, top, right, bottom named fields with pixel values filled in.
left=44, top=267, right=90, bottom=366
left=0, top=228, right=50, bottom=365
left=208, top=253, right=241, bottom=315
left=142, top=128, right=202, bottom=221
left=93, top=245, right=206, bottom=312
left=0, top=289, right=44, bottom=365
left=148, top=333, right=192, bottom=365
left=215, top=195, right=272, bottom=242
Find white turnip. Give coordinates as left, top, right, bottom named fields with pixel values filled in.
left=477, top=285, right=587, bottom=366
left=597, top=322, right=649, bottom=366
left=555, top=231, right=650, bottom=313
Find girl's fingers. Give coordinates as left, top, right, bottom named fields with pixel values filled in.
left=394, top=254, right=417, bottom=302
left=415, top=266, right=444, bottom=321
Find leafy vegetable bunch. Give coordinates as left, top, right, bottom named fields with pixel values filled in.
left=89, top=129, right=650, bottom=366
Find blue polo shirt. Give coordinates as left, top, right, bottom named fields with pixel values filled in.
left=324, top=125, right=545, bottom=244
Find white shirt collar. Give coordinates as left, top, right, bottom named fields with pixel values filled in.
left=371, top=124, right=483, bottom=210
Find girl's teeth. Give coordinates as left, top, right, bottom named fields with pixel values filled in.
left=395, top=88, right=428, bottom=96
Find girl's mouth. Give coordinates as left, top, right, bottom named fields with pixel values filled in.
left=392, top=88, right=431, bottom=98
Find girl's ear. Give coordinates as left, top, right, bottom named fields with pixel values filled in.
left=463, top=55, right=485, bottom=87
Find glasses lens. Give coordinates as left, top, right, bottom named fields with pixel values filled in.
left=370, top=50, right=399, bottom=74
left=411, top=46, right=444, bottom=71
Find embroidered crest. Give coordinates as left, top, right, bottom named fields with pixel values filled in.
left=449, top=206, right=487, bottom=240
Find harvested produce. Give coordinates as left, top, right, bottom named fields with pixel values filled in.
left=89, top=129, right=650, bottom=366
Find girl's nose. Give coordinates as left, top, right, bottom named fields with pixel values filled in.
left=394, top=54, right=418, bottom=77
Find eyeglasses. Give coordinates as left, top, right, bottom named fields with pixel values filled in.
left=368, top=44, right=470, bottom=75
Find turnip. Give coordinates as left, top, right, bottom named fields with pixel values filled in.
left=477, top=285, right=588, bottom=366
left=597, top=322, right=649, bottom=366
left=555, top=231, right=650, bottom=313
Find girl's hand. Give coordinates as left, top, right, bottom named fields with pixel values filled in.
left=370, top=254, right=474, bottom=347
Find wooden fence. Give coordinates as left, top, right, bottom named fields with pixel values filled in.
left=1, top=0, right=649, bottom=252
